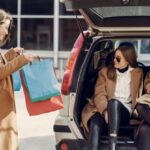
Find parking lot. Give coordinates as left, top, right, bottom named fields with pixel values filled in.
left=15, top=88, right=58, bottom=150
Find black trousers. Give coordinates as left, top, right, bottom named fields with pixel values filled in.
left=88, top=99, right=130, bottom=150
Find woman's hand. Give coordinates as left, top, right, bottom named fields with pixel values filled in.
left=13, top=47, right=24, bottom=54
left=23, top=53, right=38, bottom=63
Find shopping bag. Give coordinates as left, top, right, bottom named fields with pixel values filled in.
left=21, top=59, right=60, bottom=102
left=12, top=71, right=21, bottom=91
left=20, top=71, right=63, bottom=116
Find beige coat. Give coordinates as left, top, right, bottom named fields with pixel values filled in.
left=0, top=49, right=28, bottom=150
left=81, top=67, right=143, bottom=133
left=136, top=70, right=150, bottom=106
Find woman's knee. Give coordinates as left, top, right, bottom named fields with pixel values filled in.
left=89, top=113, right=105, bottom=130
left=108, top=99, right=119, bottom=105
left=108, top=99, right=122, bottom=109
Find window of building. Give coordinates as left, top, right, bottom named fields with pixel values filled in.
left=0, top=0, right=88, bottom=79
left=59, top=19, right=87, bottom=51
left=21, top=0, right=54, bottom=15
left=21, top=19, right=53, bottom=50
left=0, top=0, right=17, bottom=14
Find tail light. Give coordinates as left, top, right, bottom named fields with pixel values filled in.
left=60, top=143, right=69, bottom=150
left=61, top=31, right=89, bottom=95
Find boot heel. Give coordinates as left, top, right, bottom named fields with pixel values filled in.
left=108, top=137, right=117, bottom=150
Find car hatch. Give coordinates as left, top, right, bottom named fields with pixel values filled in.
left=61, top=0, right=150, bottom=34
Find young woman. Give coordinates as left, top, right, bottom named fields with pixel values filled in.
left=81, top=42, right=143, bottom=150
left=0, top=9, right=37, bottom=150
left=135, top=70, right=150, bottom=150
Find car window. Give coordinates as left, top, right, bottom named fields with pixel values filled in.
left=113, top=38, right=150, bottom=65
left=92, top=6, right=150, bottom=18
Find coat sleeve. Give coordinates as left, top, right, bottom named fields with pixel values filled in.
left=92, top=68, right=108, bottom=114
left=4, top=48, right=19, bottom=61
left=0, top=54, right=28, bottom=80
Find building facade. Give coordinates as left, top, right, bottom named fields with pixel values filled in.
left=0, top=0, right=87, bottom=80
left=1, top=0, right=150, bottom=80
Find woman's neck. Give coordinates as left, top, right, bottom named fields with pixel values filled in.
left=117, top=65, right=129, bottom=73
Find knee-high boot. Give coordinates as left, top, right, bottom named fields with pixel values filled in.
left=108, top=99, right=121, bottom=150
left=88, top=113, right=106, bottom=150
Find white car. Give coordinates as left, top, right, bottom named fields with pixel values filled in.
left=54, top=0, right=150, bottom=149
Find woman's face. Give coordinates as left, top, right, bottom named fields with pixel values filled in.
left=114, top=49, right=129, bottom=69
left=0, top=19, right=10, bottom=42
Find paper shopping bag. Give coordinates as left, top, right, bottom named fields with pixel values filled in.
left=20, top=71, right=63, bottom=116
left=21, top=59, right=60, bottom=102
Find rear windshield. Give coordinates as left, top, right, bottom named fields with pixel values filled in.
left=92, top=6, right=150, bottom=18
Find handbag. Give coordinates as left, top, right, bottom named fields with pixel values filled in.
left=21, top=59, right=60, bottom=102
left=20, top=71, right=63, bottom=116
left=12, top=71, right=21, bottom=91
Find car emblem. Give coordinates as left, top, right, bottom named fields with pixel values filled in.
left=122, top=0, right=130, bottom=5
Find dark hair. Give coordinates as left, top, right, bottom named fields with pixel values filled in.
left=0, top=9, right=14, bottom=47
left=107, top=42, right=138, bottom=80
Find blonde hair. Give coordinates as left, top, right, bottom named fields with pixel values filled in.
left=0, top=9, right=13, bottom=47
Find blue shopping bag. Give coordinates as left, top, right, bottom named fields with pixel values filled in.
left=21, top=59, right=60, bottom=102
left=12, top=71, right=21, bottom=91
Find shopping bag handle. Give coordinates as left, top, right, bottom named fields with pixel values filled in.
left=29, top=56, right=40, bottom=65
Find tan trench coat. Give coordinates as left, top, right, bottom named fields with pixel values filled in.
left=0, top=49, right=28, bottom=150
left=81, top=67, right=143, bottom=133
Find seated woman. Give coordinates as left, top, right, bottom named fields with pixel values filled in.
left=81, top=42, right=143, bottom=150
left=135, top=70, right=150, bottom=150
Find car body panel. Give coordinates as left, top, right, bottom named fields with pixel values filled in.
left=61, top=32, right=89, bottom=95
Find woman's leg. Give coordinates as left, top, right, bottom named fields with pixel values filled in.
left=108, top=99, right=130, bottom=150
left=136, top=122, right=150, bottom=150
left=88, top=112, right=106, bottom=150
left=136, top=103, right=150, bottom=125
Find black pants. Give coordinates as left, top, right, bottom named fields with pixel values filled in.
left=88, top=99, right=130, bottom=150
left=135, top=104, right=150, bottom=150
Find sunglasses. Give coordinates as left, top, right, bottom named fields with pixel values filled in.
left=114, top=56, right=121, bottom=63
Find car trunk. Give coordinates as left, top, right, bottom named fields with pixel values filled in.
left=61, top=0, right=150, bottom=34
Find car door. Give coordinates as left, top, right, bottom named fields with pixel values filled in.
left=61, top=0, right=150, bottom=34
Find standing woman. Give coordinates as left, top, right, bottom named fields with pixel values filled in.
left=81, top=42, right=143, bottom=150
left=0, top=9, right=36, bottom=150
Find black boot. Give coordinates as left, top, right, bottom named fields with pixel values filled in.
left=88, top=125, right=100, bottom=150
left=88, top=113, right=106, bottom=150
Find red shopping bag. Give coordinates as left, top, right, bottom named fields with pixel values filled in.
left=20, top=71, right=64, bottom=116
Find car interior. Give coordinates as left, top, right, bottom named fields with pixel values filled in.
left=74, top=37, right=150, bottom=146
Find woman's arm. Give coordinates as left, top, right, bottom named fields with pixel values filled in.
left=4, top=47, right=24, bottom=61
left=0, top=54, right=28, bottom=80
